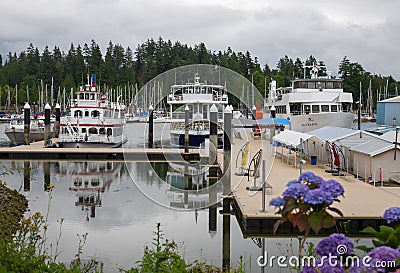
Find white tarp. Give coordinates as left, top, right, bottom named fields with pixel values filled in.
left=273, top=130, right=317, bottom=147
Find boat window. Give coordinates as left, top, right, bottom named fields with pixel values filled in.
left=333, top=81, right=342, bottom=89
left=304, top=105, right=311, bottom=114
left=312, top=105, right=320, bottom=113
left=289, top=103, right=301, bottom=115
left=316, top=82, right=325, bottom=89
left=107, top=128, right=112, bottom=136
left=321, top=105, right=330, bottom=112
left=74, top=110, right=83, bottom=118
left=90, top=94, right=95, bottom=100
left=99, top=128, right=105, bottom=134
left=88, top=127, right=98, bottom=134
left=85, top=93, right=89, bottom=100
left=92, top=110, right=100, bottom=118
left=85, top=111, right=89, bottom=117
left=326, top=81, right=334, bottom=89
left=81, top=128, right=87, bottom=133
left=79, top=93, right=84, bottom=100
left=307, top=82, right=316, bottom=89
left=331, top=105, right=338, bottom=112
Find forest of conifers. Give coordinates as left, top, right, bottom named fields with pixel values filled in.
left=0, top=37, right=398, bottom=109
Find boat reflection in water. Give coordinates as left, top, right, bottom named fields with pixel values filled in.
left=59, top=161, right=123, bottom=220
left=165, top=162, right=221, bottom=211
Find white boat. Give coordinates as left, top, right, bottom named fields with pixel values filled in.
left=167, top=74, right=228, bottom=148
left=265, top=63, right=354, bottom=133
left=5, top=116, right=56, bottom=145
left=57, top=74, right=127, bottom=148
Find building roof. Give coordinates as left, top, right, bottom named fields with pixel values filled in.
left=350, top=138, right=396, bottom=157
left=308, top=126, right=356, bottom=142
left=379, top=96, right=400, bottom=103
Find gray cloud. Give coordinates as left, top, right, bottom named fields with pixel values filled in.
left=1, top=0, right=399, bottom=78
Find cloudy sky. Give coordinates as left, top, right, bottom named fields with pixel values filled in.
left=1, top=0, right=399, bottom=78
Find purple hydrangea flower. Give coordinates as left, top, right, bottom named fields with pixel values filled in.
left=282, top=183, right=309, bottom=199
left=304, top=189, right=333, bottom=205
left=286, top=179, right=299, bottom=186
left=269, top=197, right=286, bottom=208
left=320, top=179, right=344, bottom=198
left=366, top=246, right=400, bottom=272
left=300, top=264, right=317, bottom=273
left=382, top=207, right=400, bottom=224
left=299, top=172, right=324, bottom=184
left=316, top=233, right=354, bottom=256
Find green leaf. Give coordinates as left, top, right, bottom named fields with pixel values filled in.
left=308, top=212, right=323, bottom=234
left=375, top=225, right=394, bottom=241
left=321, top=213, right=335, bottom=229
left=360, top=226, right=379, bottom=237
left=355, top=245, right=373, bottom=253
left=327, top=207, right=344, bottom=217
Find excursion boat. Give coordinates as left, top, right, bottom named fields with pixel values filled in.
left=5, top=115, right=55, bottom=145
left=167, top=74, right=228, bottom=148
left=57, top=74, right=127, bottom=148
left=265, top=64, right=354, bottom=133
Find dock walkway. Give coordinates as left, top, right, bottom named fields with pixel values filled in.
left=228, top=134, right=400, bottom=237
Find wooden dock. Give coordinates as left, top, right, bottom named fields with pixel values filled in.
left=0, top=139, right=200, bottom=161
left=228, top=134, right=400, bottom=237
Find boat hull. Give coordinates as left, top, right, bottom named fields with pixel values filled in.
left=170, top=132, right=223, bottom=148
left=57, top=138, right=127, bottom=148
left=5, top=129, right=56, bottom=145
left=280, top=112, right=354, bottom=133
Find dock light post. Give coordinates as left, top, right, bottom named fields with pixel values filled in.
left=24, top=103, right=30, bottom=145
left=184, top=105, right=189, bottom=153
left=394, top=126, right=399, bottom=160
left=55, top=103, right=60, bottom=138
left=148, top=105, right=154, bottom=148
left=299, top=137, right=303, bottom=175
left=44, top=103, right=51, bottom=146
left=270, top=105, right=276, bottom=143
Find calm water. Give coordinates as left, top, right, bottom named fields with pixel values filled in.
left=0, top=122, right=371, bottom=272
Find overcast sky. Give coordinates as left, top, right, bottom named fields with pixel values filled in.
left=1, top=0, right=399, bottom=79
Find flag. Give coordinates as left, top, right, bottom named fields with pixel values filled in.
left=331, top=95, right=339, bottom=103
left=332, top=145, right=340, bottom=167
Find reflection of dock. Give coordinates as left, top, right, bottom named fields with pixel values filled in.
left=0, top=138, right=200, bottom=161
left=227, top=132, right=400, bottom=237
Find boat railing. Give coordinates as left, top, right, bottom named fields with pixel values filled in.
left=171, top=121, right=223, bottom=132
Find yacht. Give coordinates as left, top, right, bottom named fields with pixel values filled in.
left=265, top=64, right=353, bottom=132
left=167, top=74, right=228, bottom=148
left=57, top=74, right=127, bottom=148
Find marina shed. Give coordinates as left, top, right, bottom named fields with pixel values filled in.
left=376, top=96, right=400, bottom=126
left=350, top=138, right=400, bottom=181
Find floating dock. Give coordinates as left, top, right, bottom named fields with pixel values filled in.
left=0, top=139, right=200, bottom=161
left=228, top=134, right=400, bottom=237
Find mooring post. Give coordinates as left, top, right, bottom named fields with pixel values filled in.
left=148, top=105, right=154, bottom=148
left=24, top=103, right=30, bottom=145
left=44, top=161, right=50, bottom=191
left=55, top=103, right=61, bottom=138
left=270, top=105, right=276, bottom=143
left=208, top=104, right=218, bottom=238
left=184, top=105, right=189, bottom=153
left=222, top=105, right=232, bottom=272
left=23, top=161, right=30, bottom=192
left=44, top=103, right=51, bottom=146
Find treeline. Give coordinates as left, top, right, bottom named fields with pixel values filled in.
left=0, top=37, right=398, bottom=110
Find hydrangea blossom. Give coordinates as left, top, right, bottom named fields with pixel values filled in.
left=282, top=183, right=309, bottom=198
left=320, top=179, right=344, bottom=198
left=382, top=207, right=400, bottom=224
left=366, top=246, right=400, bottom=272
left=316, top=233, right=354, bottom=256
left=269, top=197, right=286, bottom=208
left=304, top=189, right=333, bottom=205
left=298, top=172, right=324, bottom=184
left=286, top=179, right=299, bottom=186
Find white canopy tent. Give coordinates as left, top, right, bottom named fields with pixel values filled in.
left=273, top=130, right=323, bottom=147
